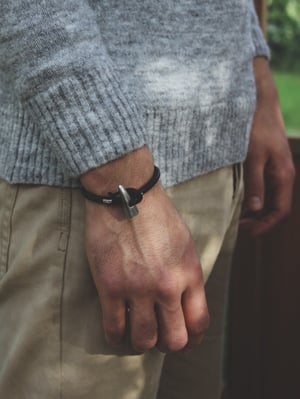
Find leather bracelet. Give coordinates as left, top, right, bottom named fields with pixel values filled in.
left=80, top=166, right=160, bottom=218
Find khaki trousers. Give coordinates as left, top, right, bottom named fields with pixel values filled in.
left=0, top=165, right=243, bottom=399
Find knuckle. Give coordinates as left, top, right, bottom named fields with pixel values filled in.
left=134, top=338, right=157, bottom=352
left=157, top=279, right=180, bottom=302
left=187, top=263, right=203, bottom=283
left=277, top=163, right=295, bottom=182
left=165, top=335, right=188, bottom=353
left=189, top=313, right=210, bottom=336
left=275, top=168, right=287, bottom=181
left=105, top=285, right=122, bottom=298
left=100, top=277, right=124, bottom=298
left=133, top=322, right=157, bottom=352
left=159, top=330, right=188, bottom=353
left=105, top=326, right=124, bottom=345
left=130, top=281, right=151, bottom=297
left=105, top=321, right=123, bottom=339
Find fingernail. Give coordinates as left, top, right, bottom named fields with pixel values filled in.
left=248, top=196, right=262, bottom=211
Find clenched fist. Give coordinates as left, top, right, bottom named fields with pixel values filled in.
left=81, top=146, right=209, bottom=353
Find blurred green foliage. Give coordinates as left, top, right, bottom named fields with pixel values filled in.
left=268, top=0, right=300, bottom=71
left=273, top=72, right=300, bottom=136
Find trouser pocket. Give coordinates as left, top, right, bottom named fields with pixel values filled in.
left=0, top=180, right=19, bottom=280
left=232, top=163, right=243, bottom=200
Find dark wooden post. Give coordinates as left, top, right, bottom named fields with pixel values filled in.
left=227, top=139, right=300, bottom=399
left=254, top=0, right=268, bottom=34
left=224, top=3, right=300, bottom=399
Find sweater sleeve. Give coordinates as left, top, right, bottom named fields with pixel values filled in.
left=249, top=0, right=271, bottom=59
left=0, top=1, right=146, bottom=177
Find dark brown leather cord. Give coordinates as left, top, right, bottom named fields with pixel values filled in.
left=80, top=166, right=160, bottom=206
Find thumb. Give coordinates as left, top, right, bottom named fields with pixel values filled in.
left=244, top=158, right=265, bottom=212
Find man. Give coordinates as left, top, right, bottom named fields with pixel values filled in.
left=0, top=1, right=294, bottom=398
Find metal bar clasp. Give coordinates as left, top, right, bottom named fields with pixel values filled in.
left=118, top=185, right=139, bottom=219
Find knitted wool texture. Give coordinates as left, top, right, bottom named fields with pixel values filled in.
left=0, top=0, right=269, bottom=187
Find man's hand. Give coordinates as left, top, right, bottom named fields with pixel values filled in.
left=241, top=57, right=295, bottom=236
left=80, top=146, right=209, bottom=353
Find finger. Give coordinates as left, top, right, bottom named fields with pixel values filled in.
left=243, top=157, right=265, bottom=212
left=240, top=160, right=295, bottom=235
left=240, top=212, right=279, bottom=236
left=244, top=189, right=292, bottom=236
left=183, top=333, right=205, bottom=353
left=156, top=296, right=188, bottom=353
left=267, top=161, right=295, bottom=221
left=182, top=283, right=210, bottom=348
left=101, top=296, right=127, bottom=347
left=129, top=299, right=158, bottom=353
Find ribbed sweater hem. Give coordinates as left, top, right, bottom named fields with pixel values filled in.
left=0, top=97, right=255, bottom=188
left=25, top=67, right=147, bottom=177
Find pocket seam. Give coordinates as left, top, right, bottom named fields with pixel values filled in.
left=0, top=185, right=19, bottom=279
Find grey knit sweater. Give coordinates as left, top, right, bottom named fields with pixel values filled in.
left=0, top=0, right=269, bottom=188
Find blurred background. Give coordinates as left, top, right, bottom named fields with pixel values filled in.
left=224, top=2, right=300, bottom=399
left=268, top=0, right=300, bottom=136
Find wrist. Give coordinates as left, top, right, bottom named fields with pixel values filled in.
left=253, top=57, right=278, bottom=102
left=80, top=145, right=154, bottom=194
left=80, top=165, right=160, bottom=218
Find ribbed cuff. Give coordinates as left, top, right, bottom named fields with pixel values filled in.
left=146, top=97, right=256, bottom=188
left=26, top=66, right=146, bottom=177
left=252, top=25, right=271, bottom=59
left=250, top=2, right=271, bottom=60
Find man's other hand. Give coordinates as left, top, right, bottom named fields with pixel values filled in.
left=241, top=57, right=295, bottom=236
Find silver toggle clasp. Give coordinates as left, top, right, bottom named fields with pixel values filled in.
left=118, top=185, right=139, bottom=219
